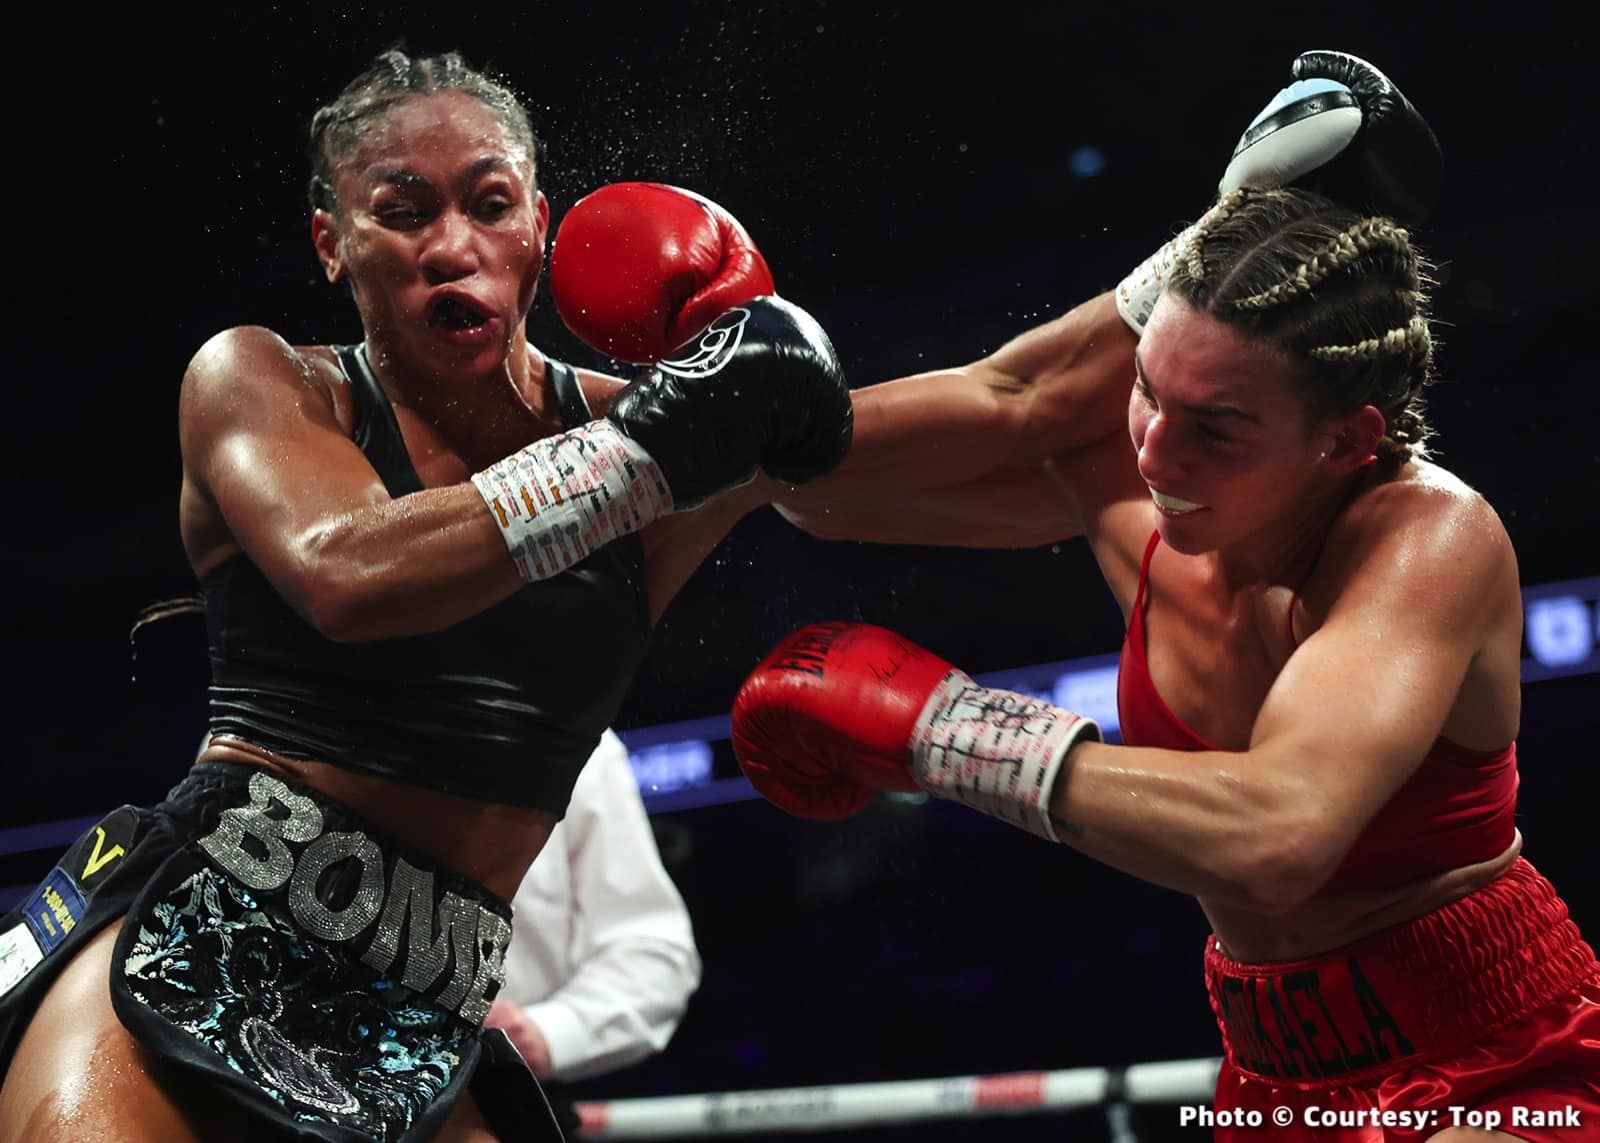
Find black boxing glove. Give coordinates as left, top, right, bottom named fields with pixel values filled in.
left=1220, top=50, right=1442, bottom=226
left=471, top=296, right=849, bottom=581
left=1118, top=50, right=1444, bottom=334
left=607, top=295, right=853, bottom=508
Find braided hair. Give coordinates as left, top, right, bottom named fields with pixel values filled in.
left=1168, top=185, right=1438, bottom=465
left=307, top=48, right=537, bottom=214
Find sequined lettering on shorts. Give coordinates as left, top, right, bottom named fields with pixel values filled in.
left=194, top=771, right=508, bottom=1023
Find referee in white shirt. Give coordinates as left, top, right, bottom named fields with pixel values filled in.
left=485, top=729, right=701, bottom=1085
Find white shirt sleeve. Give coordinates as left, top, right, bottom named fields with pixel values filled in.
left=499, top=730, right=702, bottom=1081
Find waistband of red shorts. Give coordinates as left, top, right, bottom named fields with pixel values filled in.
left=1204, top=857, right=1598, bottom=1088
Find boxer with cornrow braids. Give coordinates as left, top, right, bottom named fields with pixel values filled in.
left=1167, top=185, right=1437, bottom=466
left=743, top=54, right=1600, bottom=1143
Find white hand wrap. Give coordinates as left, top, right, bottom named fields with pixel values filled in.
left=1114, top=221, right=1201, bottom=336
left=471, top=420, right=672, bottom=582
left=907, top=673, right=1100, bottom=843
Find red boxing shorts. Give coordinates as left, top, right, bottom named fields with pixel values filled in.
left=1204, top=858, right=1600, bottom=1140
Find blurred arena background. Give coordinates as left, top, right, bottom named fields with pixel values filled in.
left=3, top=4, right=1593, bottom=1138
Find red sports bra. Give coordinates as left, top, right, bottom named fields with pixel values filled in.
left=1116, top=532, right=1518, bottom=895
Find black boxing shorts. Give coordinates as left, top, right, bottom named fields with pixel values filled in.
left=0, top=762, right=563, bottom=1142
left=1204, top=858, right=1600, bottom=1141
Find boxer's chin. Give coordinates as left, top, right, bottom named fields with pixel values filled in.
left=1154, top=511, right=1214, bottom=555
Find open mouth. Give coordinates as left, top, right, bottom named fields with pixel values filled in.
left=429, top=295, right=494, bottom=332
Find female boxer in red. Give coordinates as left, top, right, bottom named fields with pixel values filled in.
left=735, top=55, right=1600, bottom=1143
left=0, top=50, right=849, bottom=1142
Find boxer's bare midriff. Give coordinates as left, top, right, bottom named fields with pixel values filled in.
left=1202, top=833, right=1524, bottom=964
left=199, top=736, right=556, bottom=901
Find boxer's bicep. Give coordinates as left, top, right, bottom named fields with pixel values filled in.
left=1246, top=497, right=1512, bottom=883
left=180, top=328, right=394, bottom=593
left=180, top=327, right=521, bottom=640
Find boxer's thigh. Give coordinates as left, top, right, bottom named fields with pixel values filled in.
left=0, top=917, right=245, bottom=1142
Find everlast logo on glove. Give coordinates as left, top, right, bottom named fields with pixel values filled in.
left=659, top=308, right=750, bottom=378
left=768, top=621, right=854, bottom=678
left=198, top=771, right=509, bottom=1024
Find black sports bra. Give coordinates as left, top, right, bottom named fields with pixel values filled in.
left=202, top=346, right=650, bottom=814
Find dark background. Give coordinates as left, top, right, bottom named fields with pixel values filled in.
left=4, top=4, right=1596, bottom=1140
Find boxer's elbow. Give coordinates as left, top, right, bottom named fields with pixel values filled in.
left=1207, top=775, right=1344, bottom=916
left=1226, top=837, right=1336, bottom=916
left=290, top=520, right=392, bottom=643
left=1231, top=817, right=1351, bottom=916
left=302, top=587, right=370, bottom=644
left=301, top=575, right=428, bottom=644
left=295, top=569, right=368, bottom=644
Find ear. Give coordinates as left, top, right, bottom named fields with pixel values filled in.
left=532, top=190, right=551, bottom=252
left=311, top=209, right=344, bottom=283
left=1320, top=405, right=1387, bottom=472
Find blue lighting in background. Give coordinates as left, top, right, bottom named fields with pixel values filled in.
left=628, top=738, right=714, bottom=796
left=1052, top=663, right=1121, bottom=738
left=1067, top=144, right=1106, bottom=179
left=1521, top=577, right=1600, bottom=682
left=1526, top=596, right=1593, bottom=668
left=3, top=573, right=1600, bottom=884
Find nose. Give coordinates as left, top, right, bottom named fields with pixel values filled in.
left=1135, top=412, right=1188, bottom=489
left=419, top=208, right=479, bottom=284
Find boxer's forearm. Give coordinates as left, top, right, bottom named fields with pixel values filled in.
left=1050, top=740, right=1326, bottom=914
left=772, top=464, right=1084, bottom=548
left=774, top=291, right=1134, bottom=513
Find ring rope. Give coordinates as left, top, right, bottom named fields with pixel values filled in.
left=574, top=1056, right=1222, bottom=1136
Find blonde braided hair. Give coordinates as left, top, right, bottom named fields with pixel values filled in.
left=1231, top=217, right=1418, bottom=311
left=1309, top=315, right=1431, bottom=362
left=1165, top=186, right=1439, bottom=465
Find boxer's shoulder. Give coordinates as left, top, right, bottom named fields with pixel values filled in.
left=183, top=328, right=342, bottom=412
left=1337, top=461, right=1507, bottom=562
left=1304, top=461, right=1515, bottom=621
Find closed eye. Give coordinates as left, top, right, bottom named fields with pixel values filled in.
left=1138, top=379, right=1235, bottom=443
left=475, top=197, right=514, bottom=221
left=377, top=208, right=429, bottom=227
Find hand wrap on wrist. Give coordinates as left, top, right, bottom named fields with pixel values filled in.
left=471, top=421, right=672, bottom=582
left=908, top=673, right=1100, bottom=843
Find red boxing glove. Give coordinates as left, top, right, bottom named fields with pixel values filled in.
left=734, top=622, right=1100, bottom=839
left=731, top=622, right=944, bottom=820
left=550, top=182, right=776, bottom=364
